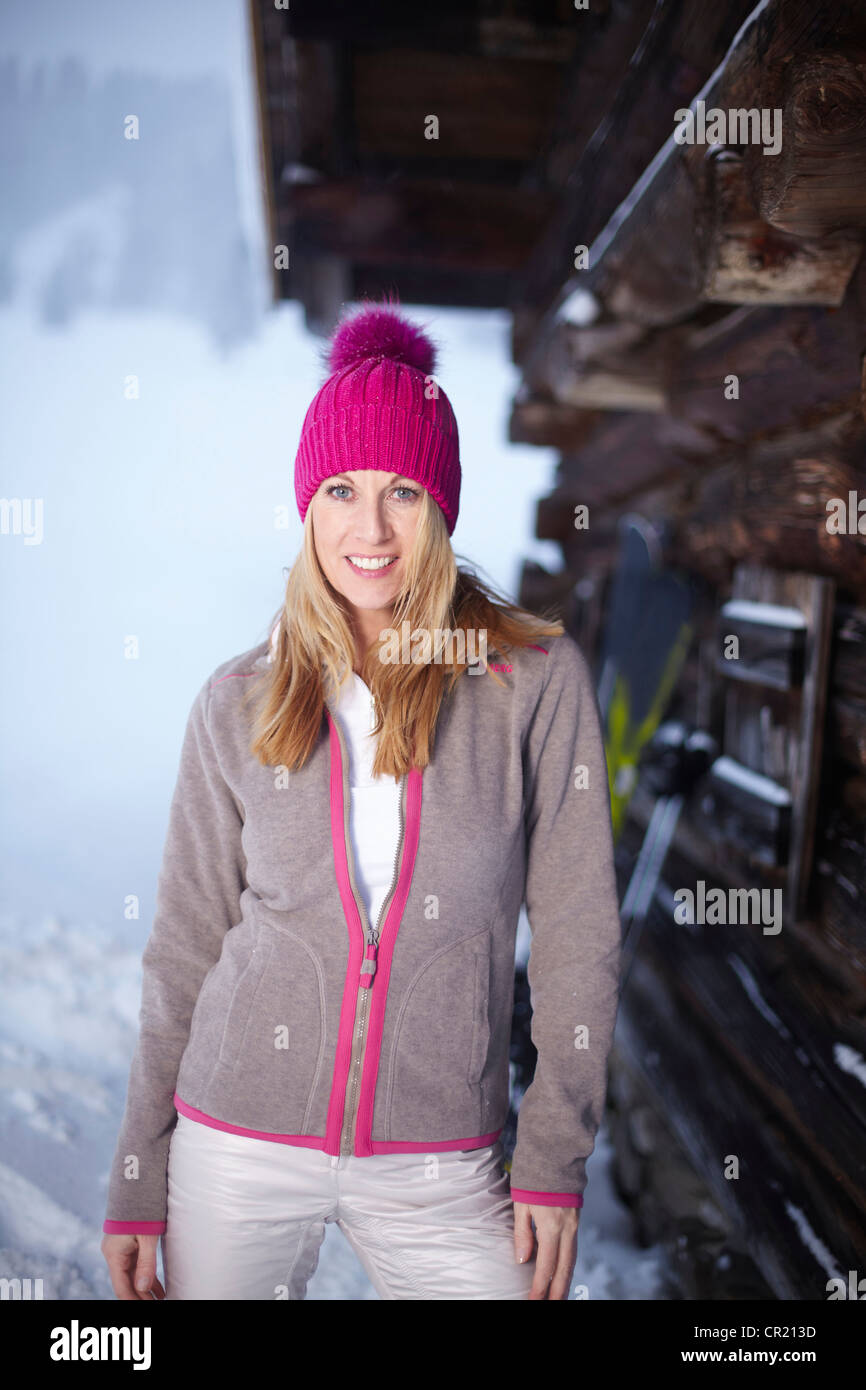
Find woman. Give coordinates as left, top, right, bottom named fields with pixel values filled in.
left=100, top=299, right=622, bottom=1301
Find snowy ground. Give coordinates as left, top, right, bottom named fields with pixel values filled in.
left=0, top=906, right=669, bottom=1300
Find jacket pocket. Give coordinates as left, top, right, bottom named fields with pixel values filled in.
left=216, top=930, right=274, bottom=1069
left=386, top=926, right=492, bottom=1139
left=467, top=943, right=491, bottom=1087
left=211, top=924, right=327, bottom=1134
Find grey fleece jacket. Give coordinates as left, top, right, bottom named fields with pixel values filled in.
left=103, top=631, right=622, bottom=1234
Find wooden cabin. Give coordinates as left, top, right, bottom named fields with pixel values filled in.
left=248, top=0, right=866, bottom=1299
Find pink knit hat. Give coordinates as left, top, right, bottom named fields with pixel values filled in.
left=294, top=297, right=461, bottom=535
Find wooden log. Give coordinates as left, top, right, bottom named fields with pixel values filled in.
left=279, top=0, right=580, bottom=58
left=616, top=931, right=866, bottom=1299
left=748, top=49, right=866, bottom=238
left=828, top=695, right=866, bottom=773
left=513, top=0, right=760, bottom=346
left=813, top=789, right=866, bottom=971
left=666, top=254, right=866, bottom=446
left=507, top=396, right=602, bottom=451
left=276, top=0, right=480, bottom=50
left=278, top=178, right=554, bottom=272
left=532, top=0, right=659, bottom=191
left=607, top=1044, right=778, bottom=1296
left=535, top=492, right=581, bottom=545
left=351, top=261, right=513, bottom=311
left=515, top=0, right=866, bottom=382
left=515, top=560, right=576, bottom=622
left=830, top=603, right=866, bottom=701
left=530, top=253, right=866, bottom=454
left=673, top=449, right=866, bottom=596
left=351, top=48, right=568, bottom=165
left=636, top=867, right=866, bottom=1204
left=698, top=148, right=863, bottom=307
left=548, top=421, right=866, bottom=599
left=546, top=412, right=699, bottom=516
left=522, top=320, right=675, bottom=413
left=621, top=813, right=866, bottom=1117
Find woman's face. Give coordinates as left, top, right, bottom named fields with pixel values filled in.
left=310, top=469, right=423, bottom=627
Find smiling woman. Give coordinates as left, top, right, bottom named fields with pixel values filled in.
left=100, top=297, right=623, bottom=1303
left=312, top=469, right=423, bottom=657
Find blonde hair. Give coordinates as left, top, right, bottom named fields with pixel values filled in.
left=244, top=490, right=565, bottom=779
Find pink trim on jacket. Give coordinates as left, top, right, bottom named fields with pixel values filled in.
left=509, top=1188, right=583, bottom=1208
left=354, top=766, right=423, bottom=1156
left=103, top=1220, right=166, bottom=1235
left=323, top=712, right=371, bottom=1153
left=174, top=1092, right=326, bottom=1148
left=174, top=1092, right=502, bottom=1156
left=370, top=1131, right=503, bottom=1153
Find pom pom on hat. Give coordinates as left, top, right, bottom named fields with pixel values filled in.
left=327, top=298, right=438, bottom=377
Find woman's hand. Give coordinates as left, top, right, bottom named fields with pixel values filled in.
left=513, top=1202, right=580, bottom=1300
left=101, top=1233, right=166, bottom=1300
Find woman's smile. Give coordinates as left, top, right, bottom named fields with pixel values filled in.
left=345, top=554, right=399, bottom=577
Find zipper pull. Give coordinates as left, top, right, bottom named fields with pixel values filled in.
left=359, top=937, right=379, bottom=989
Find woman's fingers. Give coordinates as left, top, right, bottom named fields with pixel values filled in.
left=518, top=1206, right=579, bottom=1300
left=512, top=1201, right=535, bottom=1265
left=547, top=1227, right=578, bottom=1301
left=101, top=1234, right=164, bottom=1301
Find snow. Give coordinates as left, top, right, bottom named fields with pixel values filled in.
left=0, top=0, right=668, bottom=1301
left=727, top=954, right=792, bottom=1038
left=783, top=1202, right=845, bottom=1285
left=711, top=755, right=792, bottom=806
left=720, top=599, right=806, bottom=629
left=834, top=1043, right=866, bottom=1091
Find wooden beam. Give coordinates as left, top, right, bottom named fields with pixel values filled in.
left=522, top=320, right=674, bottom=413
left=351, top=262, right=513, bottom=311
left=277, top=179, right=554, bottom=273
left=507, top=397, right=602, bottom=451
left=748, top=49, right=866, bottom=238
left=281, top=0, right=580, bottom=59
left=515, top=560, right=577, bottom=622
left=351, top=49, right=567, bottom=164
left=666, top=256, right=866, bottom=445
left=617, top=937, right=866, bottom=1299
left=699, top=149, right=863, bottom=306
left=513, top=0, right=760, bottom=343
left=544, top=412, right=706, bottom=518
left=674, top=447, right=866, bottom=594
left=515, top=0, right=866, bottom=388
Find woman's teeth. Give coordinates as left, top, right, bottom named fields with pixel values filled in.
left=347, top=556, right=397, bottom=570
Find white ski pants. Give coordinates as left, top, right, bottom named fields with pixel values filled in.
left=161, top=1112, right=536, bottom=1300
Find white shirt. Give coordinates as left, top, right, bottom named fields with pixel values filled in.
left=326, top=672, right=403, bottom=934
left=267, top=626, right=403, bottom=933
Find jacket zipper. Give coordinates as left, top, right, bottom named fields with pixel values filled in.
left=333, top=714, right=408, bottom=1156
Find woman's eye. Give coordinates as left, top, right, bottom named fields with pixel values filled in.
left=325, top=483, right=418, bottom=500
